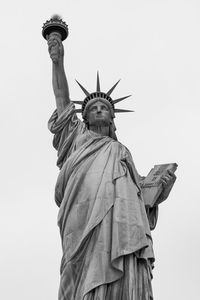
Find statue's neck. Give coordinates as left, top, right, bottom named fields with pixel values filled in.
left=89, top=125, right=110, bottom=137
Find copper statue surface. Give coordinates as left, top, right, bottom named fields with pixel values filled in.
left=43, top=16, right=177, bottom=300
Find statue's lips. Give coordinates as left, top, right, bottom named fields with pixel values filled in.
left=94, top=116, right=107, bottom=121
left=94, top=114, right=106, bottom=118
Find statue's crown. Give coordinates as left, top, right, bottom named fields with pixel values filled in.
left=73, top=72, right=133, bottom=117
left=42, top=15, right=68, bottom=41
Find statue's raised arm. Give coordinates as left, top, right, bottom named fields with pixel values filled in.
left=48, top=33, right=70, bottom=116
left=47, top=32, right=70, bottom=115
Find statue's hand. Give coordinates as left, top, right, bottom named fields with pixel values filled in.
left=161, top=170, right=176, bottom=185
left=47, top=32, right=64, bottom=64
left=160, top=170, right=176, bottom=200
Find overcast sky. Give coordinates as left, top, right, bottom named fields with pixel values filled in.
left=0, top=0, right=199, bottom=299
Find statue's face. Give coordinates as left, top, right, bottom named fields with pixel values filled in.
left=86, top=100, right=112, bottom=126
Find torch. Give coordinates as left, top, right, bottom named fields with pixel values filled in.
left=42, top=14, right=68, bottom=41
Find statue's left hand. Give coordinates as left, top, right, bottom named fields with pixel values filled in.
left=160, top=170, right=176, bottom=201
left=161, top=170, right=176, bottom=186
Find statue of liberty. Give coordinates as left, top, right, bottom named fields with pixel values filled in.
left=43, top=16, right=176, bottom=300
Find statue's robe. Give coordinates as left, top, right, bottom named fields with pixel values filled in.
left=48, top=103, right=155, bottom=300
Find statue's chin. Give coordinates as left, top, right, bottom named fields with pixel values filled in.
left=92, top=120, right=110, bottom=127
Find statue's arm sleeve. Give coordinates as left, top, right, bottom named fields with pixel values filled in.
left=48, top=102, right=85, bottom=168
left=139, top=175, right=159, bottom=230
left=145, top=206, right=159, bottom=231
left=122, top=155, right=159, bottom=230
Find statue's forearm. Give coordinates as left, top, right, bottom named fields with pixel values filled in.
left=52, top=60, right=70, bottom=116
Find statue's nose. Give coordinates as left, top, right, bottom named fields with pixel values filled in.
left=97, top=106, right=102, bottom=113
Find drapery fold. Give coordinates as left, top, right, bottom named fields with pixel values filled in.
left=48, top=103, right=155, bottom=300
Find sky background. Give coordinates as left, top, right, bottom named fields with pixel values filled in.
left=0, top=0, right=199, bottom=299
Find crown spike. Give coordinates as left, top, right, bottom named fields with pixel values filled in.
left=96, top=71, right=101, bottom=92
left=75, top=80, right=90, bottom=96
left=107, top=80, right=121, bottom=96
left=114, top=108, right=134, bottom=113
left=73, top=100, right=83, bottom=105
left=113, top=95, right=132, bottom=104
left=75, top=109, right=82, bottom=113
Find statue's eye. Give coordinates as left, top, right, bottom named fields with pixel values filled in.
left=90, top=106, right=97, bottom=112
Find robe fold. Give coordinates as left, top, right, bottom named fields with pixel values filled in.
left=48, top=102, right=155, bottom=300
